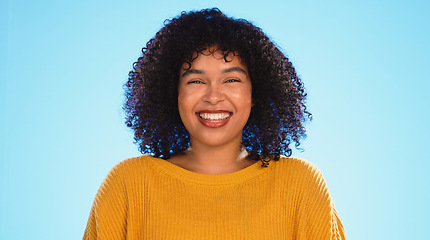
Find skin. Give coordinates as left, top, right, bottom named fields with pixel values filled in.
left=168, top=48, right=256, bottom=174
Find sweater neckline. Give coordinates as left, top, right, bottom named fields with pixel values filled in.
left=147, top=155, right=268, bottom=185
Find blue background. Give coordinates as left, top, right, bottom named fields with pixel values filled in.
left=1, top=0, right=429, bottom=239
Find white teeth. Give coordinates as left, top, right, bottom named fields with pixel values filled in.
left=199, top=112, right=231, bottom=121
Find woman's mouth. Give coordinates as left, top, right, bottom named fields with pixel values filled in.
left=196, top=111, right=232, bottom=128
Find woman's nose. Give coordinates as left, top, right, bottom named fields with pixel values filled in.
left=202, top=84, right=225, bottom=105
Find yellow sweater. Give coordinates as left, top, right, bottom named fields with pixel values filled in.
left=83, top=155, right=345, bottom=239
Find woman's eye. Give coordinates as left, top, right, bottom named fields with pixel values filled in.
left=225, top=79, right=241, bottom=83
left=187, top=80, right=204, bottom=84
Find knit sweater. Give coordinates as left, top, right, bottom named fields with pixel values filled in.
left=83, top=155, right=345, bottom=239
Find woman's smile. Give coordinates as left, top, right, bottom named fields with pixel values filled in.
left=196, top=111, right=233, bottom=128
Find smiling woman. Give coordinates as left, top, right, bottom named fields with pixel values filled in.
left=83, top=8, right=345, bottom=239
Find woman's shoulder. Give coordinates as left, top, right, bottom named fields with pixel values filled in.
left=274, top=156, right=327, bottom=184
left=277, top=156, right=321, bottom=173
left=113, top=154, right=153, bottom=168
left=103, top=155, right=157, bottom=182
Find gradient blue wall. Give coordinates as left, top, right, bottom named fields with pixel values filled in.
left=1, top=0, right=429, bottom=239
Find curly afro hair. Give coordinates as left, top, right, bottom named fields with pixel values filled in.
left=124, top=8, right=312, bottom=166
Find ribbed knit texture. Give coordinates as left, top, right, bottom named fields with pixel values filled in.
left=83, top=155, right=345, bottom=239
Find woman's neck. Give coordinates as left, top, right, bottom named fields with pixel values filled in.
left=168, top=141, right=256, bottom=175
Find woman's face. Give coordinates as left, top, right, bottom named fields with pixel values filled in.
left=178, top=49, right=253, bottom=148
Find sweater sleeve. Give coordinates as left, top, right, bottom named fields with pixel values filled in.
left=83, top=161, right=128, bottom=240
left=303, top=161, right=346, bottom=240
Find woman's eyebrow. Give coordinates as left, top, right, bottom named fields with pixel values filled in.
left=182, top=69, right=204, bottom=77
left=222, top=67, right=247, bottom=75
left=181, top=67, right=247, bottom=78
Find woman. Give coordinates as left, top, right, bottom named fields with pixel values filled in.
left=84, top=8, right=345, bottom=239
